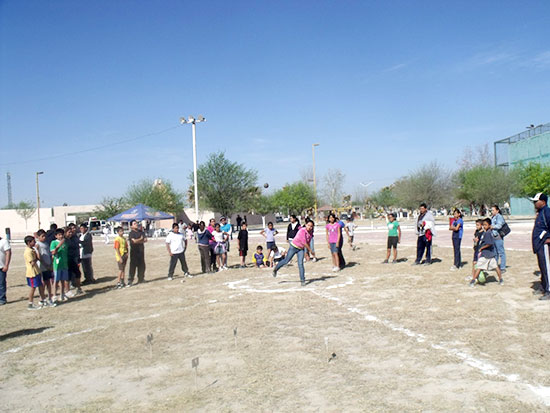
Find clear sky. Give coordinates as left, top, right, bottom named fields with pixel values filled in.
left=1, top=0, right=549, bottom=207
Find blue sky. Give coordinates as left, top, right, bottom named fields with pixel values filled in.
left=1, top=0, right=549, bottom=207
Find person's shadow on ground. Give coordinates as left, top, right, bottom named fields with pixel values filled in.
left=0, top=326, right=53, bottom=341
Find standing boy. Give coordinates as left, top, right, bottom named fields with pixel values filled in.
left=344, top=217, right=357, bottom=251
left=260, top=222, right=278, bottom=251
left=165, top=223, right=190, bottom=280
left=128, top=220, right=147, bottom=285
left=0, top=234, right=11, bottom=305
left=36, top=230, right=55, bottom=304
left=237, top=222, right=249, bottom=268
left=79, top=223, right=95, bottom=284
left=469, top=218, right=503, bottom=287
left=66, top=225, right=83, bottom=296
left=114, top=227, right=128, bottom=288
left=383, top=213, right=401, bottom=263
left=24, top=236, right=49, bottom=309
left=51, top=228, right=70, bottom=301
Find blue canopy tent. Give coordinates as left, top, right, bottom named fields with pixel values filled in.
left=107, top=203, right=174, bottom=222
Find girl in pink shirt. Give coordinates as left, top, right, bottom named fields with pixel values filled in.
left=326, top=214, right=341, bottom=272
left=272, top=221, right=316, bottom=286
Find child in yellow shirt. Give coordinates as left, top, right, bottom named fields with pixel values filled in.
left=114, top=227, right=128, bottom=289
left=24, top=235, right=53, bottom=309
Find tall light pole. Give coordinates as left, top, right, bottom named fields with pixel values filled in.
left=36, top=171, right=44, bottom=228
left=180, top=115, right=206, bottom=220
left=312, top=143, right=320, bottom=220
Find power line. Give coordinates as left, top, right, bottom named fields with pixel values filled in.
left=0, top=124, right=182, bottom=167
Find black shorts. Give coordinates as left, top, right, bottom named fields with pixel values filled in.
left=387, top=236, right=398, bottom=249
left=68, top=259, right=81, bottom=279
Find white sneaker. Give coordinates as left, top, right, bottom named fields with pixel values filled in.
left=223, top=265, right=228, bottom=270
left=332, top=266, right=339, bottom=272
left=450, top=266, right=458, bottom=271
left=65, top=290, right=75, bottom=298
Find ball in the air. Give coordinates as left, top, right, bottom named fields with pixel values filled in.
left=264, top=183, right=269, bottom=188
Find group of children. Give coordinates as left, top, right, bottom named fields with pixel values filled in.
left=18, top=209, right=509, bottom=308
left=23, top=224, right=90, bottom=309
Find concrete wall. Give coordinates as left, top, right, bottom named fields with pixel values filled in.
left=0, top=204, right=99, bottom=239
left=509, top=131, right=550, bottom=216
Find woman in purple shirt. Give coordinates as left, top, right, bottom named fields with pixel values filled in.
left=272, top=221, right=316, bottom=286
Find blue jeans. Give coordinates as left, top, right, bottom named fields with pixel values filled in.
left=0, top=270, right=6, bottom=304
left=494, top=238, right=506, bottom=270
left=274, top=245, right=305, bottom=282
left=452, top=237, right=462, bottom=268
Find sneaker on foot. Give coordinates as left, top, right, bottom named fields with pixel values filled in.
left=539, top=293, right=550, bottom=301
left=450, top=266, right=458, bottom=271
left=301, top=280, right=306, bottom=287
left=272, top=269, right=277, bottom=278
left=65, top=290, right=75, bottom=298
left=312, top=257, right=317, bottom=262
left=391, top=260, right=397, bottom=264
left=75, top=288, right=84, bottom=296
left=412, top=261, right=421, bottom=266
left=533, top=289, right=544, bottom=295
left=499, top=278, right=504, bottom=286
left=469, top=280, right=476, bottom=288
left=501, top=268, right=507, bottom=273
left=61, top=294, right=69, bottom=301
left=47, top=299, right=57, bottom=307
left=27, top=303, right=38, bottom=310
left=382, top=259, right=389, bottom=264
left=167, top=276, right=173, bottom=281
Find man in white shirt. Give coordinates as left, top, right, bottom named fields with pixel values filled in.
left=165, top=223, right=189, bottom=280
left=0, top=235, right=12, bottom=305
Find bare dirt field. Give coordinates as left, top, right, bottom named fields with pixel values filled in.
left=1, top=223, right=549, bottom=412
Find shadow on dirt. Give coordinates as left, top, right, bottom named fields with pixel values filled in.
left=0, top=326, right=53, bottom=342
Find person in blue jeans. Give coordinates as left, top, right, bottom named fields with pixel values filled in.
left=491, top=205, right=507, bottom=273
left=272, top=221, right=316, bottom=286
left=0, top=235, right=12, bottom=305
left=449, top=209, right=463, bottom=271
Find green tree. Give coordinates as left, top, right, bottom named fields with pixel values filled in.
left=193, top=152, right=259, bottom=217
left=393, top=162, right=454, bottom=209
left=455, top=165, right=516, bottom=211
left=369, top=186, right=398, bottom=209
left=124, top=178, right=185, bottom=214
left=93, top=197, right=128, bottom=220
left=272, top=182, right=315, bottom=215
left=251, top=194, right=276, bottom=228
left=15, top=200, right=36, bottom=230
left=513, top=162, right=550, bottom=198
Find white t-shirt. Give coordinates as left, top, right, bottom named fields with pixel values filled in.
left=264, top=228, right=276, bottom=242
left=36, top=240, right=52, bottom=269
left=269, top=247, right=286, bottom=259
left=213, top=230, right=226, bottom=243
left=165, top=232, right=186, bottom=254
left=0, top=238, right=11, bottom=268
left=345, top=222, right=356, bottom=236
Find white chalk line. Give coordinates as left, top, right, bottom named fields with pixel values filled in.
left=310, top=289, right=550, bottom=407
left=224, top=276, right=550, bottom=406
left=224, top=274, right=354, bottom=294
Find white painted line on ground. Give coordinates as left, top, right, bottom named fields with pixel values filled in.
left=310, top=289, right=550, bottom=407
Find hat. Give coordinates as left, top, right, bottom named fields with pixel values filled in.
left=529, top=192, right=548, bottom=202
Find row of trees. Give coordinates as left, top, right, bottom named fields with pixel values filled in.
left=95, top=152, right=316, bottom=220
left=367, top=146, right=550, bottom=213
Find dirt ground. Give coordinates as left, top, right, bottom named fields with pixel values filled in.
left=1, top=223, right=550, bottom=412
